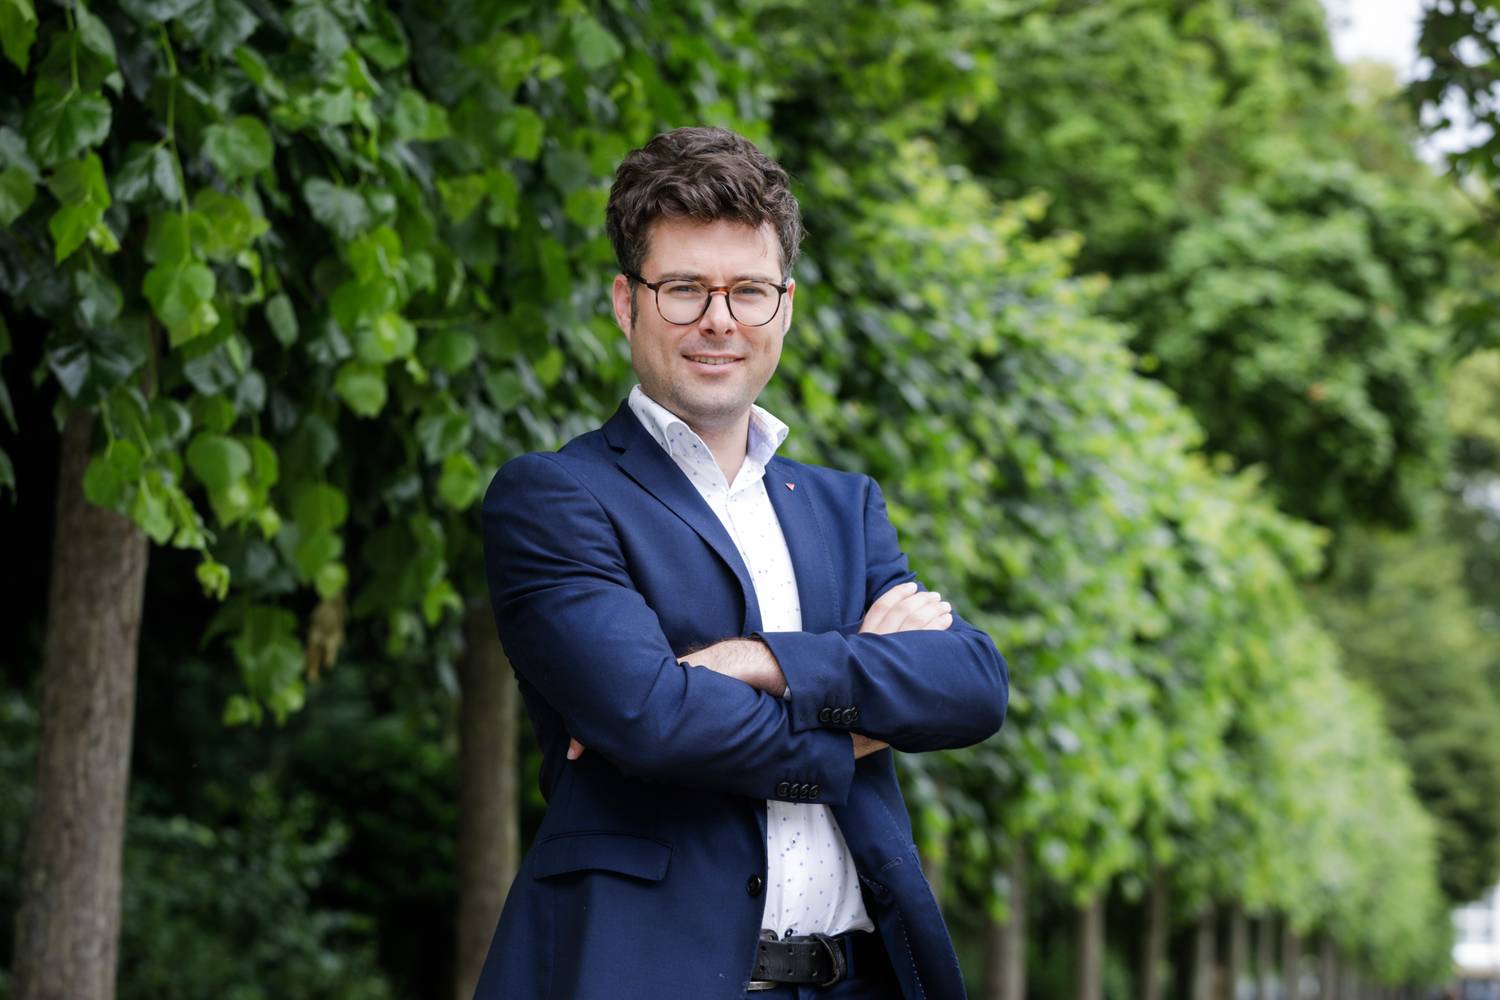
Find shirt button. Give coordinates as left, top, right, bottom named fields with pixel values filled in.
left=747, top=874, right=764, bottom=897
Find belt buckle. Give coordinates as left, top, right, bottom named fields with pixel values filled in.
left=810, top=932, right=847, bottom=988
left=743, top=981, right=779, bottom=992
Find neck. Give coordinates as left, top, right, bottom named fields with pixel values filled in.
left=691, top=411, right=751, bottom=484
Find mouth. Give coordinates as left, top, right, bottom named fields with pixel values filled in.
left=683, top=354, right=743, bottom=368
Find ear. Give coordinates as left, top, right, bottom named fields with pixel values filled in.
left=781, top=278, right=795, bottom=333
left=611, top=273, right=635, bottom=339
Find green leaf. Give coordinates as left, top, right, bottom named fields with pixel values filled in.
left=0, top=126, right=37, bottom=224
left=288, top=1, right=348, bottom=60
left=74, top=268, right=122, bottom=328
left=0, top=166, right=35, bottom=225
left=83, top=439, right=142, bottom=508
left=179, top=0, right=257, bottom=57
left=74, top=3, right=118, bottom=71
left=144, top=210, right=193, bottom=264
left=314, top=560, right=347, bottom=599
left=391, top=89, right=448, bottom=142
left=333, top=361, right=386, bottom=417
left=293, top=528, right=341, bottom=578
left=437, top=173, right=486, bottom=224
left=415, top=407, right=471, bottom=463
left=233, top=45, right=285, bottom=99
left=265, top=293, right=298, bottom=346
left=221, top=693, right=259, bottom=726
left=416, top=329, right=477, bottom=373
left=196, top=557, right=230, bottom=599
left=499, top=106, right=544, bottom=161
left=23, top=84, right=112, bottom=166
left=484, top=167, right=519, bottom=227
left=355, top=311, right=415, bottom=363
left=0, top=0, right=37, bottom=72
left=532, top=346, right=565, bottom=387
left=186, top=432, right=251, bottom=490
left=571, top=16, right=623, bottom=73
left=143, top=259, right=219, bottom=346
left=202, top=115, right=273, bottom=180
left=130, top=474, right=174, bottom=543
left=293, top=483, right=347, bottom=533
left=484, top=368, right=524, bottom=410
left=0, top=126, right=36, bottom=179
left=191, top=188, right=267, bottom=259
left=0, top=446, right=14, bottom=496
left=47, top=153, right=111, bottom=263
left=46, top=340, right=89, bottom=397
left=113, top=143, right=180, bottom=204
left=303, top=178, right=370, bottom=241
left=437, top=451, right=481, bottom=509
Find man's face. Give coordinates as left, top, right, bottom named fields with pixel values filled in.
left=611, top=217, right=794, bottom=437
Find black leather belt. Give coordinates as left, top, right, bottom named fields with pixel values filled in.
left=745, top=929, right=880, bottom=991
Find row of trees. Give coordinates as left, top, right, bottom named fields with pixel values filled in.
left=1, top=0, right=1496, bottom=996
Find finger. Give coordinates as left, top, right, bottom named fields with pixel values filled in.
left=884, top=591, right=943, bottom=632
left=860, top=581, right=919, bottom=634
left=900, top=599, right=953, bottom=632
left=567, top=738, right=586, bottom=760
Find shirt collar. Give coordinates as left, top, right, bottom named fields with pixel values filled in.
left=627, top=385, right=790, bottom=470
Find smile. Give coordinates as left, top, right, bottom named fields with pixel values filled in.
left=685, top=356, right=741, bottom=366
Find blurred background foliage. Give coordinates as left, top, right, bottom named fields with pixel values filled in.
left=1, top=0, right=1498, bottom=997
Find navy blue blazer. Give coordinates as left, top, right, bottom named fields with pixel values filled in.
left=473, top=401, right=1008, bottom=1000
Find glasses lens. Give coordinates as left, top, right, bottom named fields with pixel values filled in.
left=727, top=281, right=781, bottom=326
left=653, top=280, right=782, bottom=326
left=657, top=281, right=710, bottom=324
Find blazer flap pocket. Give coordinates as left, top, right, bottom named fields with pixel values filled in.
left=531, top=831, right=672, bottom=882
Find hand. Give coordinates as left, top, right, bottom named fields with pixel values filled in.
left=852, top=733, right=889, bottom=759
left=859, top=581, right=952, bottom=635
left=567, top=639, right=786, bottom=761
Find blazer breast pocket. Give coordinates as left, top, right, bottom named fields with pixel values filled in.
left=530, top=831, right=673, bottom=882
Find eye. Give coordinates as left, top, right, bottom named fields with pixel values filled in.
left=662, top=281, right=705, bottom=297
left=733, top=283, right=772, bottom=299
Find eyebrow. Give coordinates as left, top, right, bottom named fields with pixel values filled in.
left=654, top=270, right=783, bottom=284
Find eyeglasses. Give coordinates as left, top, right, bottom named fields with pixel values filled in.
left=627, top=272, right=789, bottom=327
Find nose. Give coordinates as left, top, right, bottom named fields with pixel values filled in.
left=698, top=289, right=736, bottom=333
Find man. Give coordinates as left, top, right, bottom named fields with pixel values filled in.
left=474, top=126, right=1007, bottom=999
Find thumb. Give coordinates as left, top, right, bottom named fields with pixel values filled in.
left=567, top=738, right=585, bottom=760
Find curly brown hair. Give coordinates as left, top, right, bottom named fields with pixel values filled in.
left=605, top=126, right=803, bottom=282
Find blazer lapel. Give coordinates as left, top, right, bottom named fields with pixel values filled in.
left=603, top=404, right=763, bottom=633
left=765, top=456, right=842, bottom=633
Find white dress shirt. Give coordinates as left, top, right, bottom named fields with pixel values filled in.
left=628, top=386, right=875, bottom=938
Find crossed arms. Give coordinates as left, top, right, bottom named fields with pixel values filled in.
left=569, top=583, right=955, bottom=762
left=481, top=452, right=1007, bottom=807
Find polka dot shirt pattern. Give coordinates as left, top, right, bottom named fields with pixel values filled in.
left=627, top=386, right=875, bottom=939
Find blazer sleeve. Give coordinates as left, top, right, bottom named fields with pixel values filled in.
left=482, top=452, right=857, bottom=805
left=755, top=477, right=1009, bottom=752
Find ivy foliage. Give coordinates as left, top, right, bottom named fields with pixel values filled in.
left=0, top=0, right=1462, bottom=987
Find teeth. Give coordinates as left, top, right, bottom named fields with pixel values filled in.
left=688, top=356, right=736, bottom=365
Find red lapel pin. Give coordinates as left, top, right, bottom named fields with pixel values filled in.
left=785, top=482, right=796, bottom=491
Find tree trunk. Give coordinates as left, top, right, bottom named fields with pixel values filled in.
left=1256, top=915, right=1275, bottom=1000
left=1140, top=867, right=1168, bottom=1000
left=983, top=848, right=1027, bottom=1000
left=1192, top=906, right=1217, bottom=1000
left=1076, top=895, right=1104, bottom=1000
left=1281, top=924, right=1302, bottom=1000
left=1227, top=902, right=1248, bottom=1000
left=454, top=600, right=521, bottom=1000
left=11, top=409, right=148, bottom=1000
left=1317, top=938, right=1335, bottom=1000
